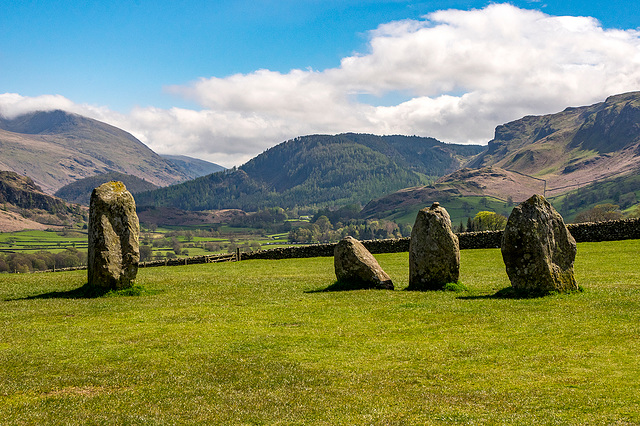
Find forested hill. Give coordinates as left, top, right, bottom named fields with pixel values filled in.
left=135, top=133, right=484, bottom=211
left=55, top=172, right=159, bottom=205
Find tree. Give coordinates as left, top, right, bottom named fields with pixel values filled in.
left=472, top=211, right=507, bottom=231
left=140, top=245, right=153, bottom=261
left=574, top=204, right=623, bottom=223
left=314, top=215, right=333, bottom=233
left=466, top=217, right=475, bottom=232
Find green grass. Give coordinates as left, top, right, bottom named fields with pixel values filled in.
left=1, top=240, right=639, bottom=424
left=0, top=230, right=88, bottom=253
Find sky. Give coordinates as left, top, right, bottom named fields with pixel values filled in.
left=1, top=0, right=640, bottom=167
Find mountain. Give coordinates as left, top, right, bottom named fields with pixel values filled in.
left=135, top=133, right=484, bottom=211
left=0, top=171, right=85, bottom=232
left=0, top=110, right=190, bottom=194
left=364, top=92, right=640, bottom=221
left=468, top=92, right=640, bottom=196
left=161, top=155, right=225, bottom=179
left=54, top=172, right=160, bottom=205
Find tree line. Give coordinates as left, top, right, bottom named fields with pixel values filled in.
left=0, top=248, right=87, bottom=273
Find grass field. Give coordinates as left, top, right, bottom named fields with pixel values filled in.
left=1, top=240, right=639, bottom=424
left=0, top=230, right=88, bottom=253
left=0, top=227, right=292, bottom=263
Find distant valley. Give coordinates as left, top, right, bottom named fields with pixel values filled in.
left=2, top=92, right=640, bottom=232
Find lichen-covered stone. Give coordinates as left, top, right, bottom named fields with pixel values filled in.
left=334, top=236, right=394, bottom=290
left=88, top=181, right=140, bottom=289
left=501, top=194, right=577, bottom=293
left=409, top=202, right=460, bottom=290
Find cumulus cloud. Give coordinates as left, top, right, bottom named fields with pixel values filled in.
left=3, top=4, right=640, bottom=166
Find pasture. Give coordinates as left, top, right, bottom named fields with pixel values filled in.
left=1, top=240, right=639, bottom=424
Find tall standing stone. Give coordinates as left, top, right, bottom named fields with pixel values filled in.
left=334, top=236, right=394, bottom=290
left=409, top=202, right=460, bottom=290
left=501, top=194, right=577, bottom=294
left=88, top=181, right=140, bottom=290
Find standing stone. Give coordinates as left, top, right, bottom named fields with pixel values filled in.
left=501, top=194, right=577, bottom=294
left=334, top=236, right=394, bottom=290
left=88, top=181, right=140, bottom=290
left=409, top=202, right=460, bottom=290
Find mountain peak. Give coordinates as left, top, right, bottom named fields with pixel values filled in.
left=0, top=110, right=190, bottom=193
left=0, top=110, right=82, bottom=135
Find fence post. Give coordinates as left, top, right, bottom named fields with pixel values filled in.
left=236, top=248, right=241, bottom=261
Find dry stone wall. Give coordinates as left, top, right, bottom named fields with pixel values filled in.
left=38, top=217, right=640, bottom=272
left=243, top=218, right=640, bottom=260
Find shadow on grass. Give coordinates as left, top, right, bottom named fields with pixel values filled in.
left=305, top=280, right=392, bottom=293
left=458, top=286, right=585, bottom=300
left=404, top=281, right=468, bottom=292
left=8, top=284, right=160, bottom=301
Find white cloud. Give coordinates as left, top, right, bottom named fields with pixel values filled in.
left=2, top=4, right=640, bottom=167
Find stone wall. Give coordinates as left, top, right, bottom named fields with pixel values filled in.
left=38, top=218, right=640, bottom=272
left=566, top=219, right=640, bottom=242
left=243, top=218, right=640, bottom=260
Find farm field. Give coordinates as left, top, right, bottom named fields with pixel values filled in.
left=1, top=240, right=639, bottom=424
left=0, top=230, right=88, bottom=254
left=0, top=227, right=292, bottom=266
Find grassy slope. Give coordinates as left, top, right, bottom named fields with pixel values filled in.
left=1, top=240, right=639, bottom=424
left=373, top=195, right=512, bottom=226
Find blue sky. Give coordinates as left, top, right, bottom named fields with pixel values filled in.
left=2, top=1, right=640, bottom=166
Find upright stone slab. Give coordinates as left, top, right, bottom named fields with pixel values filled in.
left=501, top=194, right=577, bottom=293
left=409, top=202, right=460, bottom=290
left=334, top=236, right=394, bottom=290
left=88, top=181, right=140, bottom=290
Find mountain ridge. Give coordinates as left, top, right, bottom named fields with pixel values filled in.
left=0, top=110, right=190, bottom=194
left=363, top=92, right=640, bottom=219
left=135, top=133, right=484, bottom=211
left=468, top=91, right=640, bottom=194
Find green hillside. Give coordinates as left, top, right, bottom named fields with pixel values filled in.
left=55, top=172, right=159, bottom=205
left=550, top=171, right=640, bottom=221
left=136, top=133, right=483, bottom=211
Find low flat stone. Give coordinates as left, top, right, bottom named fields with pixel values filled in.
left=501, top=194, right=577, bottom=294
left=334, top=236, right=394, bottom=290
left=409, top=202, right=460, bottom=290
left=88, top=181, right=140, bottom=290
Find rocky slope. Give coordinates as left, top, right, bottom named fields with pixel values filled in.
left=363, top=92, right=640, bottom=218
left=55, top=172, right=159, bottom=205
left=0, top=171, right=85, bottom=231
left=468, top=92, right=640, bottom=196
